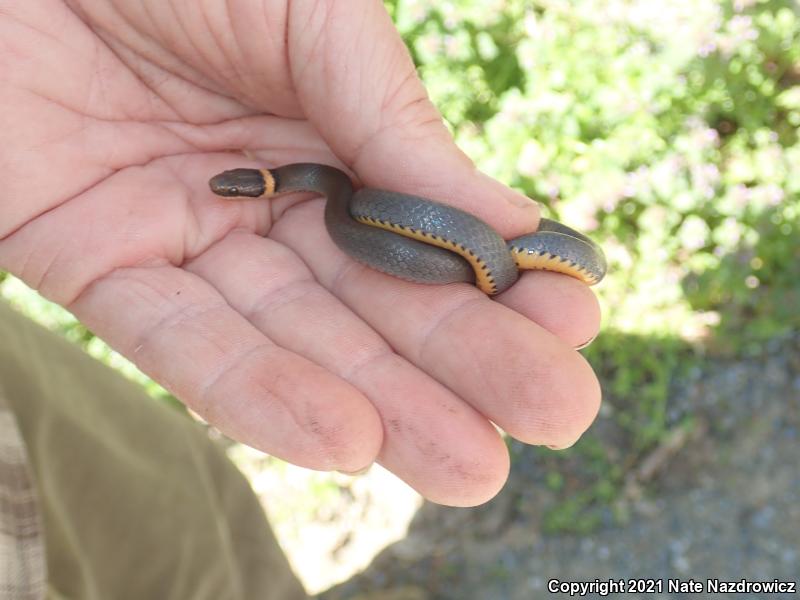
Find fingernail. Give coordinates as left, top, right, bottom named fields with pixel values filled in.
left=337, top=464, right=372, bottom=476
left=574, top=334, right=597, bottom=350
left=506, top=188, right=538, bottom=209
left=547, top=436, right=581, bottom=450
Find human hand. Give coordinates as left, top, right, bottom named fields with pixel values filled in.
left=0, top=0, right=601, bottom=506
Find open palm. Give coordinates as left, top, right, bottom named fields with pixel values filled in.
left=0, top=0, right=601, bottom=506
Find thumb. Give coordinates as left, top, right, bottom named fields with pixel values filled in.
left=286, top=0, right=540, bottom=238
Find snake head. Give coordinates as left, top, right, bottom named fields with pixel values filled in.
left=209, top=168, right=270, bottom=197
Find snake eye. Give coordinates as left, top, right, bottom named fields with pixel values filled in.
left=208, top=168, right=266, bottom=197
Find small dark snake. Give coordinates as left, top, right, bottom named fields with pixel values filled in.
left=209, top=163, right=606, bottom=295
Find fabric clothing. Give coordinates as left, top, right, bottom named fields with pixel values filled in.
left=0, top=391, right=46, bottom=600
left=0, top=301, right=307, bottom=600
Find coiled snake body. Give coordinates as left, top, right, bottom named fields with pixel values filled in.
left=209, top=163, right=606, bottom=295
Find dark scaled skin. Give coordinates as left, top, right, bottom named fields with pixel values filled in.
left=209, top=168, right=267, bottom=197
left=349, top=188, right=519, bottom=293
left=271, top=164, right=482, bottom=287
left=509, top=219, right=607, bottom=286
left=208, top=164, right=607, bottom=294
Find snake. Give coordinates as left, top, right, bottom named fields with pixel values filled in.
left=208, top=163, right=606, bottom=295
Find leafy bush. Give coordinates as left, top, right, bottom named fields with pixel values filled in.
left=389, top=0, right=800, bottom=348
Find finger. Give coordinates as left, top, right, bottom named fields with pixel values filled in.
left=68, top=264, right=383, bottom=472
left=497, top=271, right=602, bottom=349
left=271, top=199, right=602, bottom=449
left=64, top=0, right=301, bottom=117
left=286, top=0, right=541, bottom=239
left=75, top=0, right=541, bottom=238
left=186, top=231, right=510, bottom=506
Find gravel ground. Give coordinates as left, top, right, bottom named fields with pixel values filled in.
left=318, top=334, right=799, bottom=599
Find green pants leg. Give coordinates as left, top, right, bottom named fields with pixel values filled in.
left=0, top=301, right=307, bottom=600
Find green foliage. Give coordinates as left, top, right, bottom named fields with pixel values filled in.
left=513, top=332, right=695, bottom=534
left=585, top=333, right=693, bottom=451
left=393, top=0, right=800, bottom=347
